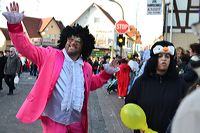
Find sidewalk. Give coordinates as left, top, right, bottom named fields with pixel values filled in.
left=88, top=84, right=134, bottom=133
left=0, top=72, right=41, bottom=133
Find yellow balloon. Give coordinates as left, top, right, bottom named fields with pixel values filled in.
left=120, top=103, right=147, bottom=130
left=145, top=128, right=158, bottom=133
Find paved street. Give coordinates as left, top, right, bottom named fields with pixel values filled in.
left=0, top=72, right=134, bottom=133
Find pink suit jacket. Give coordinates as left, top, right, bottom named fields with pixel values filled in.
left=8, top=23, right=111, bottom=133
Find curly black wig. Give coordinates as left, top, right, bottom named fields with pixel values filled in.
left=57, top=24, right=95, bottom=61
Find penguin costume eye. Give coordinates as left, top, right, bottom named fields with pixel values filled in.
left=153, top=45, right=175, bottom=56
left=153, top=45, right=163, bottom=55
left=168, top=46, right=175, bottom=56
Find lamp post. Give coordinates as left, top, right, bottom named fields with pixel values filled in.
left=109, top=0, right=124, bottom=20
left=109, top=0, right=124, bottom=57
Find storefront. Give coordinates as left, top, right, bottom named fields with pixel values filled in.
left=91, top=48, right=111, bottom=58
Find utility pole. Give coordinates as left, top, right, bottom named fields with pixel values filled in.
left=109, top=0, right=124, bottom=20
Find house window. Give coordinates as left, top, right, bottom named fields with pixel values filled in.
left=126, top=41, right=132, bottom=48
left=51, top=25, right=53, bottom=28
left=94, top=17, right=100, bottom=23
left=45, top=28, right=48, bottom=32
left=191, top=0, right=199, bottom=6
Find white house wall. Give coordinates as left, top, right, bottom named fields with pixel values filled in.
left=73, top=4, right=116, bottom=50
left=42, top=20, right=61, bottom=46
left=168, top=32, right=199, bottom=50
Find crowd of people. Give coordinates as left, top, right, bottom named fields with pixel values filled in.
left=87, top=41, right=200, bottom=133
left=1, top=1, right=200, bottom=133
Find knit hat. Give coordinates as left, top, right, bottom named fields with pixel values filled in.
left=150, top=40, right=175, bottom=57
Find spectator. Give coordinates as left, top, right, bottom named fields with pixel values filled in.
left=92, top=57, right=99, bottom=74
left=127, top=53, right=139, bottom=93
left=4, top=47, right=21, bottom=95
left=125, top=41, right=188, bottom=133
left=175, top=46, right=185, bottom=74
left=171, top=43, right=200, bottom=133
left=181, top=43, right=200, bottom=87
left=116, top=58, right=131, bottom=99
left=4, top=50, right=10, bottom=57
left=0, top=51, right=7, bottom=90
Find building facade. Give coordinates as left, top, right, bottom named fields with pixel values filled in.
left=0, top=16, right=64, bottom=51
left=164, top=0, right=200, bottom=49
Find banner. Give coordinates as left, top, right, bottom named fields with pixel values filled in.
left=147, top=0, right=162, bottom=15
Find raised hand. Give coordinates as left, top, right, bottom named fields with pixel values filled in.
left=102, top=59, right=120, bottom=74
left=6, top=1, right=19, bottom=13
left=109, top=59, right=119, bottom=68
left=2, top=1, right=24, bottom=24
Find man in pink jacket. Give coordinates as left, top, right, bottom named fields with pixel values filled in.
left=2, top=2, right=119, bottom=133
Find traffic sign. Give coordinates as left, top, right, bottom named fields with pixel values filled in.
left=115, top=20, right=129, bottom=34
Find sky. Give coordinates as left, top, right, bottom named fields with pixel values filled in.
left=0, top=0, right=164, bottom=45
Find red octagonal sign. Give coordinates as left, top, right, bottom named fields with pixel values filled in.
left=115, top=20, right=129, bottom=34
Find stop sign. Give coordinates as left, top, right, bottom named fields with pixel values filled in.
left=115, top=20, right=129, bottom=34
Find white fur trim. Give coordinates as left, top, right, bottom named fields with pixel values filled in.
left=2, top=12, right=24, bottom=24
left=103, top=64, right=120, bottom=74
left=191, top=55, right=200, bottom=61
left=153, top=45, right=163, bottom=55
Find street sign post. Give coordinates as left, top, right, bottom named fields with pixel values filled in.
left=115, top=20, right=129, bottom=56
left=115, top=20, right=129, bottom=34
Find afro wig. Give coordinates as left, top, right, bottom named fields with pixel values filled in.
left=57, top=24, right=95, bottom=61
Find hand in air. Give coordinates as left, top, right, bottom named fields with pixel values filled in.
left=2, top=1, right=24, bottom=24
left=6, top=1, right=20, bottom=13
left=109, top=59, right=119, bottom=68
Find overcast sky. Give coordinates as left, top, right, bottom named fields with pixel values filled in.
left=0, top=0, right=163, bottom=45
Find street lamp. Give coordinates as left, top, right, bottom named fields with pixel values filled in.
left=109, top=0, right=124, bottom=20
left=109, top=0, right=124, bottom=56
